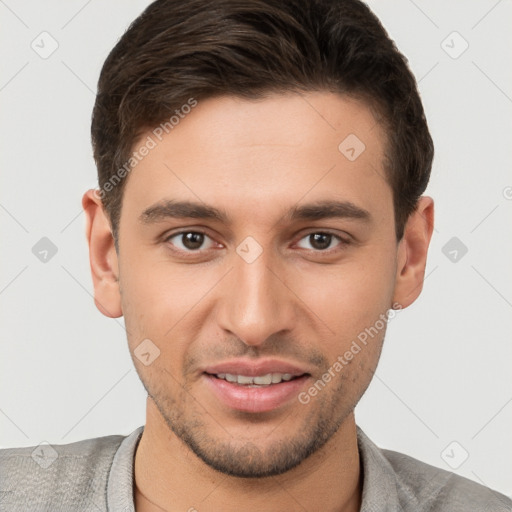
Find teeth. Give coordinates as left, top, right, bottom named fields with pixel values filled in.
left=216, top=373, right=298, bottom=385
left=271, top=373, right=282, bottom=384
left=253, top=374, right=272, bottom=385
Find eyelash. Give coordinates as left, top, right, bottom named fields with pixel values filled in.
left=163, top=230, right=351, bottom=256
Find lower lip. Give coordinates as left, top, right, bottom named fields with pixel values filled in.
left=203, top=374, right=310, bottom=413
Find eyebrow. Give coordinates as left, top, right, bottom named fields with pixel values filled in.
left=139, top=199, right=372, bottom=225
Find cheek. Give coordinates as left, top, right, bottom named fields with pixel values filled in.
left=297, top=248, right=396, bottom=345
left=118, top=255, right=221, bottom=367
left=119, top=253, right=200, bottom=324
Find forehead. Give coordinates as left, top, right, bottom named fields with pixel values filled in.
left=121, top=92, right=392, bottom=228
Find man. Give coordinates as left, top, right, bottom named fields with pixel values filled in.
left=1, top=0, right=510, bottom=510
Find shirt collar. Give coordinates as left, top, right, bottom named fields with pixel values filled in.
left=356, top=426, right=400, bottom=511
left=107, top=425, right=144, bottom=512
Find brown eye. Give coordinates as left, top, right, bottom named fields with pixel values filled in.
left=309, top=233, right=332, bottom=250
left=166, top=231, right=214, bottom=252
left=181, top=232, right=204, bottom=250
left=296, top=232, right=349, bottom=252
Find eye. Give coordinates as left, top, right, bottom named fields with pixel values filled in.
left=165, top=231, right=216, bottom=252
left=296, top=232, right=349, bottom=252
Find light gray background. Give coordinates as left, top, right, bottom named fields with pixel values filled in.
left=1, top=0, right=511, bottom=497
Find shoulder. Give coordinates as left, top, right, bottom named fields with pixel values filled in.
left=356, top=427, right=511, bottom=512
left=0, top=432, right=129, bottom=511
left=381, top=446, right=511, bottom=511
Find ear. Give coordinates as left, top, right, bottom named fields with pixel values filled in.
left=82, top=189, right=122, bottom=318
left=392, top=196, right=435, bottom=309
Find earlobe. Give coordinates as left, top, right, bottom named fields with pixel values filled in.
left=82, top=189, right=123, bottom=318
left=392, top=196, right=435, bottom=309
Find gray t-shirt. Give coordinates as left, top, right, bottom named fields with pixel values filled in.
left=0, top=425, right=510, bottom=511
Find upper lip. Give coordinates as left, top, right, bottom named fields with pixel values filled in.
left=203, top=358, right=311, bottom=377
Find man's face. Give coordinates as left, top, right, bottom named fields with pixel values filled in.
left=117, top=92, right=399, bottom=477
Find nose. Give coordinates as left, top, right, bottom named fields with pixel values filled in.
left=216, top=248, right=297, bottom=347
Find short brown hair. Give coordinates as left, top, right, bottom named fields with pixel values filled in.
left=92, top=0, right=434, bottom=243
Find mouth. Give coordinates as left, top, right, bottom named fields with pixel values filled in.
left=201, top=361, right=311, bottom=413
left=206, top=372, right=303, bottom=386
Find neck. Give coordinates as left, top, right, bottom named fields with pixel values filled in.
left=134, top=398, right=362, bottom=512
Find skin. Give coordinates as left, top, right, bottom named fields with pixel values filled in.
left=83, top=91, right=434, bottom=512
